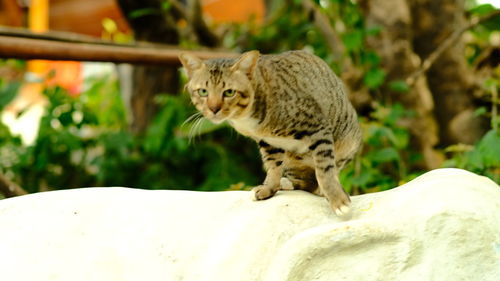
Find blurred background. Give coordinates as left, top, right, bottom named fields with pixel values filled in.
left=0, top=0, right=498, bottom=199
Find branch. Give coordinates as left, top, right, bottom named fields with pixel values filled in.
left=0, top=26, right=116, bottom=45
left=185, top=0, right=220, bottom=47
left=166, top=0, right=220, bottom=47
left=0, top=26, right=173, bottom=49
left=406, top=9, right=500, bottom=86
left=168, top=0, right=188, bottom=20
left=117, top=0, right=180, bottom=44
left=301, top=0, right=353, bottom=72
left=0, top=173, right=28, bottom=198
left=0, top=35, right=236, bottom=65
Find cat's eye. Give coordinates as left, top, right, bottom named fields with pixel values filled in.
left=196, top=88, right=208, bottom=97
left=223, top=89, right=236, bottom=97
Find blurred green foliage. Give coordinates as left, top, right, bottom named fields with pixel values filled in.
left=0, top=70, right=263, bottom=193
left=0, top=0, right=498, bottom=197
left=442, top=78, right=499, bottom=183
left=340, top=103, right=423, bottom=193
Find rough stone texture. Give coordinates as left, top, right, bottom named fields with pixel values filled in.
left=0, top=168, right=499, bottom=281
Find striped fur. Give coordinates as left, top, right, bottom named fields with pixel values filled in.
left=179, top=50, right=362, bottom=215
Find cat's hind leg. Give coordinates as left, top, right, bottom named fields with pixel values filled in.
left=279, top=177, right=294, bottom=190
left=309, top=133, right=351, bottom=216
left=282, top=166, right=320, bottom=195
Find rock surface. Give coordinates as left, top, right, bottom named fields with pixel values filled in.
left=0, top=168, right=499, bottom=281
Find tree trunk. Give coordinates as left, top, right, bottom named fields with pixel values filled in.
left=0, top=173, right=28, bottom=198
left=116, top=0, right=180, bottom=133
left=360, top=0, right=442, bottom=168
left=409, top=0, right=488, bottom=145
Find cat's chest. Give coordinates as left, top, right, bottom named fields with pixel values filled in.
left=262, top=137, right=309, bottom=154
left=229, top=118, right=260, bottom=137
left=230, top=118, right=309, bottom=154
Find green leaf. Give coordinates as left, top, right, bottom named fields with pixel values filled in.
left=385, top=104, right=411, bottom=125
left=129, top=8, right=158, bottom=19
left=161, top=1, right=171, bottom=11
left=342, top=31, right=363, bottom=52
left=368, top=147, right=400, bottom=163
left=361, top=51, right=381, bottom=66
left=365, top=25, right=382, bottom=36
left=392, top=129, right=409, bottom=149
left=464, top=149, right=484, bottom=169
left=468, top=4, right=495, bottom=16
left=82, top=76, right=125, bottom=128
left=469, top=4, right=500, bottom=30
left=475, top=130, right=500, bottom=166
left=480, top=16, right=500, bottom=31
left=363, top=68, right=386, bottom=89
left=474, top=106, right=487, bottom=117
left=350, top=170, right=374, bottom=187
left=389, top=80, right=410, bottom=93
left=144, top=106, right=174, bottom=155
left=0, top=81, right=21, bottom=110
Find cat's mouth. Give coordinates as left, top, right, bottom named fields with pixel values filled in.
left=209, top=117, right=225, bottom=124
left=205, top=112, right=227, bottom=124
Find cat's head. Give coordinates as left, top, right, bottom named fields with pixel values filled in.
left=179, top=51, right=260, bottom=123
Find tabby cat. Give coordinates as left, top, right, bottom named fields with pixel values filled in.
left=179, top=50, right=362, bottom=216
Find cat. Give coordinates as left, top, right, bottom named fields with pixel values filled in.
left=179, top=50, right=362, bottom=216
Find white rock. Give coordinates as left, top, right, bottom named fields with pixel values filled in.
left=0, top=168, right=499, bottom=281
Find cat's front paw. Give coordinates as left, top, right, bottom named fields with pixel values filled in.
left=252, top=185, right=277, bottom=200
left=329, top=192, right=351, bottom=216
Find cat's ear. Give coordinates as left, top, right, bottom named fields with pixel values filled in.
left=231, top=50, right=260, bottom=78
left=179, top=53, right=204, bottom=77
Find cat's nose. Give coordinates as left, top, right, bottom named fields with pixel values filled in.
left=209, top=104, right=221, bottom=114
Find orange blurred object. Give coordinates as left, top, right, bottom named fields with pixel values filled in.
left=45, top=61, right=83, bottom=96
left=0, top=0, right=23, bottom=26
left=27, top=0, right=82, bottom=95
left=27, top=0, right=49, bottom=76
left=202, top=0, right=264, bottom=23
left=49, top=0, right=129, bottom=37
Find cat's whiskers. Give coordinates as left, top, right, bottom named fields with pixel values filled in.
left=183, top=112, right=203, bottom=126
left=182, top=112, right=205, bottom=144
left=194, top=116, right=210, bottom=143
left=189, top=114, right=208, bottom=144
